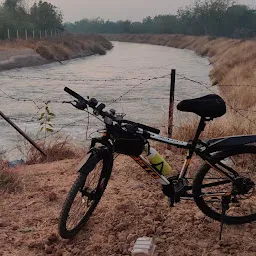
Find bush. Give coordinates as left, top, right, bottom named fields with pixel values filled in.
left=26, top=138, right=79, bottom=165
left=36, top=45, right=55, bottom=60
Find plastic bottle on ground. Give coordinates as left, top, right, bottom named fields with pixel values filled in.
left=131, top=237, right=156, bottom=256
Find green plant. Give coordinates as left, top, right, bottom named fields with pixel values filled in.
left=38, top=101, right=55, bottom=138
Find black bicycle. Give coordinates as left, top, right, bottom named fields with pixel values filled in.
left=58, top=87, right=256, bottom=239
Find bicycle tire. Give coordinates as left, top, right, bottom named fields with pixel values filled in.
left=58, top=149, right=113, bottom=239
left=193, top=145, right=256, bottom=224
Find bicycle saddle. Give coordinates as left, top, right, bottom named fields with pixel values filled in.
left=177, top=94, right=226, bottom=118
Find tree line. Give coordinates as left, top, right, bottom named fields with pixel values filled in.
left=65, top=0, right=256, bottom=38
left=0, top=0, right=63, bottom=39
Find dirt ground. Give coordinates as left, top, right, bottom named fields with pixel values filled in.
left=0, top=155, right=255, bottom=256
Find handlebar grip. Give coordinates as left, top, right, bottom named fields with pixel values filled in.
left=64, top=87, right=86, bottom=101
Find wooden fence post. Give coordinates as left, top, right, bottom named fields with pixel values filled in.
left=0, top=111, right=46, bottom=157
left=25, top=29, right=28, bottom=40
left=33, top=30, right=35, bottom=39
left=168, top=69, right=176, bottom=142
left=39, top=30, right=42, bottom=39
left=16, top=29, right=19, bottom=39
left=45, top=30, right=47, bottom=38
left=7, top=28, right=10, bottom=40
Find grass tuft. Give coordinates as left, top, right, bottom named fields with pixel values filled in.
left=0, top=160, right=20, bottom=193
left=26, top=138, right=79, bottom=165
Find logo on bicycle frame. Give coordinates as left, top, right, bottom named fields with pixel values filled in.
left=131, top=156, right=161, bottom=179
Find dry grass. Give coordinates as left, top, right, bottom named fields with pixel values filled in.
left=0, top=34, right=113, bottom=61
left=0, top=160, right=20, bottom=193
left=173, top=112, right=252, bottom=142
left=107, top=34, right=256, bottom=138
left=26, top=138, right=80, bottom=165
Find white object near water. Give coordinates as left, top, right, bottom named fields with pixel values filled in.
left=131, top=237, right=156, bottom=256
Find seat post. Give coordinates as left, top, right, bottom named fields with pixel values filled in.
left=191, top=117, right=207, bottom=148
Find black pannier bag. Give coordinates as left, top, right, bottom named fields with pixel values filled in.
left=110, top=126, right=147, bottom=156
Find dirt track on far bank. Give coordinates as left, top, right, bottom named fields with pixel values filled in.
left=0, top=49, right=49, bottom=71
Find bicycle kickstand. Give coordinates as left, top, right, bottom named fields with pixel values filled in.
left=219, top=195, right=231, bottom=241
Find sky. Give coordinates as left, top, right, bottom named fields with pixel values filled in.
left=1, top=0, right=256, bottom=22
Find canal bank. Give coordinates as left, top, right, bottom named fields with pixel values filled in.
left=0, top=35, right=113, bottom=71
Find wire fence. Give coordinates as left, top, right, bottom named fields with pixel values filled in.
left=1, top=28, right=65, bottom=40
left=0, top=71, right=255, bottom=158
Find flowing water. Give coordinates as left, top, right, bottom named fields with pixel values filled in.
left=0, top=41, right=216, bottom=160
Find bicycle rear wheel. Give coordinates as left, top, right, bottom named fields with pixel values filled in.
left=58, top=148, right=113, bottom=239
left=193, top=145, right=256, bottom=224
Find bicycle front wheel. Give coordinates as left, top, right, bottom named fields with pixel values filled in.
left=193, top=145, right=256, bottom=224
left=58, top=148, right=113, bottom=239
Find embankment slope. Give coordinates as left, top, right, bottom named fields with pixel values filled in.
left=0, top=35, right=112, bottom=71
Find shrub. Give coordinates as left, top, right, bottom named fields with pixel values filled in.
left=36, top=45, right=55, bottom=60
left=26, top=138, right=79, bottom=165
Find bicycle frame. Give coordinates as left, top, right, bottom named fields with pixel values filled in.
left=91, top=117, right=240, bottom=191
left=131, top=117, right=239, bottom=188
left=130, top=134, right=190, bottom=186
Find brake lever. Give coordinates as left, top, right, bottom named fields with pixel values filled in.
left=62, top=100, right=87, bottom=110
left=62, top=100, right=78, bottom=107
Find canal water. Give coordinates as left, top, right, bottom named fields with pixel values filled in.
left=0, top=41, right=214, bottom=160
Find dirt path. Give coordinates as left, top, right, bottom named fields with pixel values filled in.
left=0, top=49, right=48, bottom=71
left=1, top=156, right=255, bottom=256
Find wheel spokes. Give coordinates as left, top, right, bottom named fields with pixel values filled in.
left=66, top=161, right=104, bottom=231
left=201, top=152, right=256, bottom=217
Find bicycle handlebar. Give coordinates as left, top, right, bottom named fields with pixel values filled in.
left=64, top=87, right=86, bottom=102
left=64, top=87, right=160, bottom=134
left=122, top=120, right=160, bottom=134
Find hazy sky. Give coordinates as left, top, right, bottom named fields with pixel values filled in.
left=1, top=0, right=256, bottom=22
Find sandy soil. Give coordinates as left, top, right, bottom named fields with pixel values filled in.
left=0, top=156, right=255, bottom=256
left=0, top=49, right=48, bottom=71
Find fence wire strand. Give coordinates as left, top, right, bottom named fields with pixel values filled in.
left=177, top=72, right=256, bottom=131
left=1, top=71, right=256, bottom=157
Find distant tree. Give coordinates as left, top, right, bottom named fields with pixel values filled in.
left=0, top=0, right=64, bottom=39
left=153, top=15, right=179, bottom=34
left=63, top=0, right=256, bottom=38
left=178, top=0, right=234, bottom=36
left=223, top=5, right=256, bottom=37
left=30, top=1, right=63, bottom=30
left=115, top=20, right=131, bottom=33
left=3, top=0, right=22, bottom=10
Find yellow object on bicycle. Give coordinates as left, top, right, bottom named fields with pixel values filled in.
left=147, top=148, right=174, bottom=177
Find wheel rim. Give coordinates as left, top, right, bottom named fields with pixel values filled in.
left=66, top=160, right=104, bottom=230
left=200, top=152, right=256, bottom=218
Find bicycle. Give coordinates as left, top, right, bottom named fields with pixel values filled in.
left=59, top=87, right=256, bottom=239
